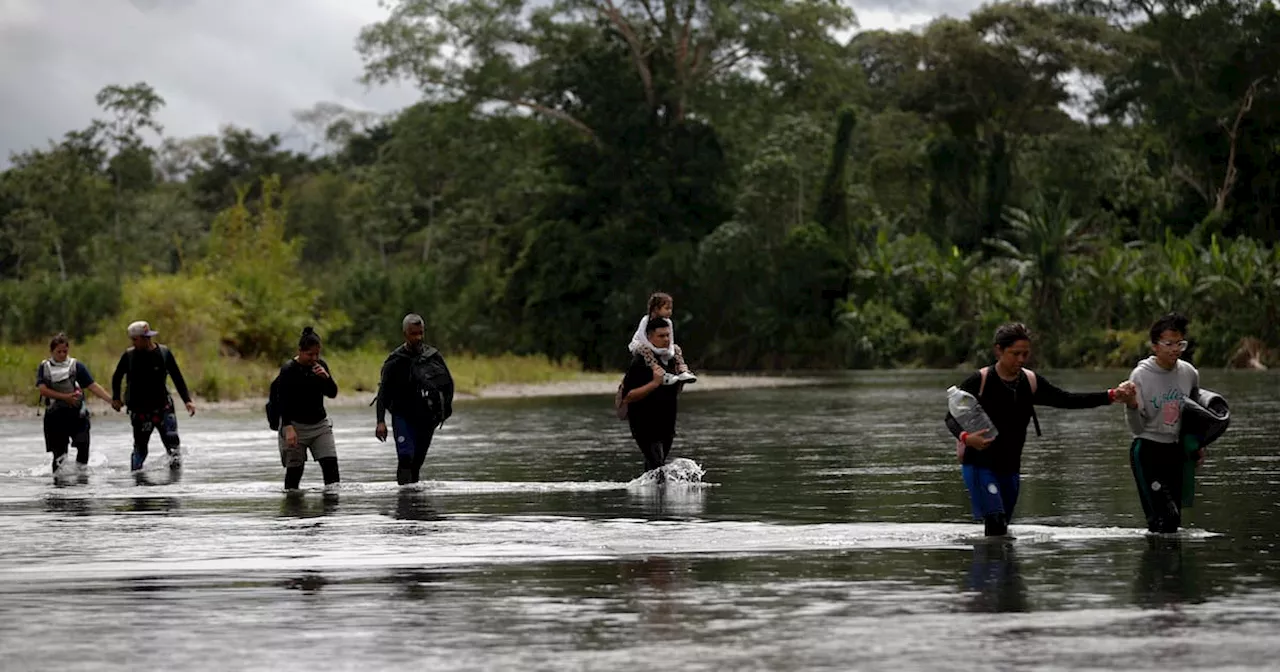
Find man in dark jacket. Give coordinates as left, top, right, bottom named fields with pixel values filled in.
left=619, top=317, right=684, bottom=476
left=375, top=313, right=455, bottom=485
left=110, top=320, right=196, bottom=472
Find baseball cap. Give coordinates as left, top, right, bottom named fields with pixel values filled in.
left=127, top=321, right=159, bottom=338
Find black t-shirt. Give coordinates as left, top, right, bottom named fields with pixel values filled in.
left=276, top=358, right=338, bottom=427
left=945, top=369, right=1111, bottom=474
left=622, top=354, right=680, bottom=441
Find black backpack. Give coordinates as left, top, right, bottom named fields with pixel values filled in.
left=265, top=368, right=284, bottom=431
left=410, top=354, right=454, bottom=424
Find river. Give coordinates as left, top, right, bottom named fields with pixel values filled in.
left=1, top=370, right=1277, bottom=670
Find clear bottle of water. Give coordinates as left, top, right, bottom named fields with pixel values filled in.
left=947, top=386, right=999, bottom=440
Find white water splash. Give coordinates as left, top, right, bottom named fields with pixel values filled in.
left=627, top=458, right=707, bottom=487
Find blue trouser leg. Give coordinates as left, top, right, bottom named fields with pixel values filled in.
left=962, top=465, right=1021, bottom=535
left=391, top=415, right=435, bottom=485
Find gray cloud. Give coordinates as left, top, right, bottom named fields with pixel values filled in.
left=853, top=0, right=983, bottom=14
left=0, top=0, right=984, bottom=165
left=0, top=0, right=419, bottom=163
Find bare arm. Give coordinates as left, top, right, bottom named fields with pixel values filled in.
left=86, top=382, right=113, bottom=404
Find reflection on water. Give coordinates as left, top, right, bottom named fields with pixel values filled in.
left=1134, top=536, right=1206, bottom=608
left=132, top=465, right=183, bottom=487
left=390, top=491, right=444, bottom=522
left=627, top=484, right=708, bottom=518
left=279, top=491, right=342, bottom=519
left=0, top=370, right=1276, bottom=671
left=966, top=542, right=1028, bottom=613
left=282, top=571, right=328, bottom=594
left=119, top=495, right=183, bottom=514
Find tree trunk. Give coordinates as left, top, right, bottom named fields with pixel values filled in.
left=53, top=238, right=67, bottom=282
left=1213, top=78, right=1265, bottom=216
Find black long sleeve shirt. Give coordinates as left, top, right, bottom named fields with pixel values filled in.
left=945, top=369, right=1111, bottom=474
left=276, top=358, right=337, bottom=427
left=111, top=345, right=192, bottom=412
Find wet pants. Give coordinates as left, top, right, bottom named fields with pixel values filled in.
left=285, top=457, right=340, bottom=490
left=1129, top=438, right=1189, bottom=534
left=962, top=465, right=1021, bottom=536
left=130, top=407, right=181, bottom=471
left=44, top=408, right=90, bottom=473
left=392, top=415, right=435, bottom=485
left=634, top=436, right=674, bottom=473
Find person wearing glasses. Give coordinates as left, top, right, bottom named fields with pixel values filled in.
left=1122, top=312, right=1202, bottom=534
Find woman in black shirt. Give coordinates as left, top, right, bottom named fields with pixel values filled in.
left=274, top=327, right=340, bottom=490
left=944, top=323, right=1132, bottom=536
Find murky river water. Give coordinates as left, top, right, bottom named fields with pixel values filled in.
left=1, top=370, right=1278, bottom=671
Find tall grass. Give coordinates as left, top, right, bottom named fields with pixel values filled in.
left=0, top=339, right=599, bottom=405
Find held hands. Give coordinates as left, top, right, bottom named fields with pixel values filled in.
left=111, top=399, right=123, bottom=412
left=375, top=422, right=388, bottom=442
left=1112, top=381, right=1138, bottom=407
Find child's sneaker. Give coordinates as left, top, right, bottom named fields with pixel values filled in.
left=676, top=371, right=698, bottom=384
left=662, top=373, right=680, bottom=386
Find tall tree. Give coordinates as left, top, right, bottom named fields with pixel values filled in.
left=94, top=82, right=165, bottom=283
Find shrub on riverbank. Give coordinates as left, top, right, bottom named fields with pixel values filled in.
left=0, top=339, right=591, bottom=404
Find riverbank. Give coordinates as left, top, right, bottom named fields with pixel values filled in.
left=0, top=373, right=827, bottom=419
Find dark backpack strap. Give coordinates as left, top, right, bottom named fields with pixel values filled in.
left=1024, top=368, right=1042, bottom=437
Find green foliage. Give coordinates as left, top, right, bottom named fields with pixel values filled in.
left=2, top=1, right=1280, bottom=378
left=836, top=299, right=911, bottom=368
left=195, top=177, right=350, bottom=358
left=0, top=277, right=120, bottom=343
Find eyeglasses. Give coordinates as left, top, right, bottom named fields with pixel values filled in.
left=1156, top=340, right=1188, bottom=351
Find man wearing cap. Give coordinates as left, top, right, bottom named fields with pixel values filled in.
left=111, top=321, right=196, bottom=471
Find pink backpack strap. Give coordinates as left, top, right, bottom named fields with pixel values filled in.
left=978, top=366, right=990, bottom=397
left=1024, top=368, right=1038, bottom=395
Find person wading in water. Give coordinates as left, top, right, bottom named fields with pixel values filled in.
left=944, top=323, right=1134, bottom=536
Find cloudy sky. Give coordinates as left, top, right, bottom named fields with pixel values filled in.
left=0, top=0, right=984, bottom=163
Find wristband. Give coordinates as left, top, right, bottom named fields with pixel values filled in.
left=959, top=431, right=969, bottom=444
left=1108, top=388, right=1116, bottom=402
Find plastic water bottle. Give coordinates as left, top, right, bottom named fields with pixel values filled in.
left=947, top=386, right=999, bottom=440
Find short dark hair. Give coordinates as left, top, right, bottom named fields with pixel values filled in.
left=1149, top=312, right=1189, bottom=343
left=647, top=292, right=673, bottom=317
left=49, top=332, right=69, bottom=351
left=645, top=317, right=671, bottom=335
left=298, top=326, right=322, bottom=350
left=993, top=323, right=1031, bottom=349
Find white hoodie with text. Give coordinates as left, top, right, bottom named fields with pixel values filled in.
left=1124, top=356, right=1200, bottom=443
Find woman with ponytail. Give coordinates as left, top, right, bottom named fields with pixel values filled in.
left=275, top=326, right=340, bottom=490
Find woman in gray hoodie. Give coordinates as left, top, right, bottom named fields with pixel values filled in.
left=1123, top=312, right=1202, bottom=534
